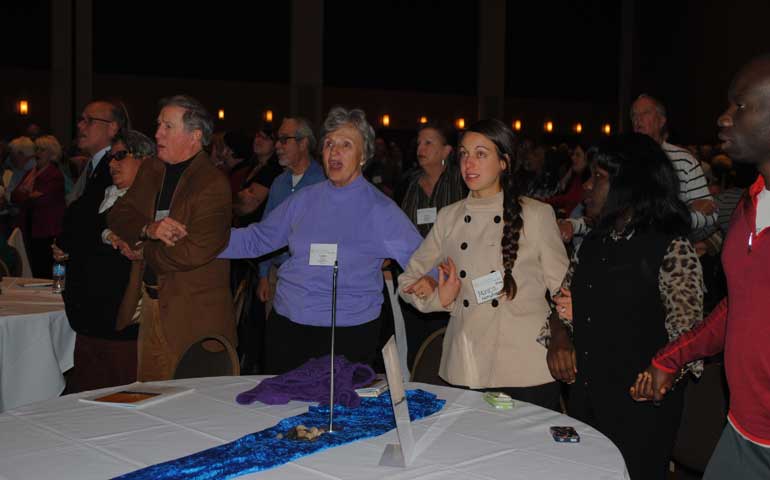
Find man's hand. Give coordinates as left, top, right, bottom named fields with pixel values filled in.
left=403, top=275, right=438, bottom=300
left=146, top=217, right=188, bottom=247
left=629, top=365, right=675, bottom=403
left=110, top=234, right=143, bottom=261
left=437, top=257, right=461, bottom=308
left=691, top=198, right=717, bottom=216
left=547, top=328, right=577, bottom=384
left=257, top=276, right=273, bottom=302
left=553, top=287, right=573, bottom=321
left=557, top=219, right=574, bottom=243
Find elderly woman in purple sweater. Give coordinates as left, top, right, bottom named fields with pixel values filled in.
left=219, top=107, right=423, bottom=373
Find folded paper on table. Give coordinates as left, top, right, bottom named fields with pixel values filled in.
left=355, top=378, right=389, bottom=398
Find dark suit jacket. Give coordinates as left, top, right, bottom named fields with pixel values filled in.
left=60, top=152, right=139, bottom=340
left=108, top=151, right=236, bottom=357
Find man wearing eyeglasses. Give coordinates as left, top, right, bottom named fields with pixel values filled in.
left=55, top=100, right=127, bottom=263
left=256, top=118, right=325, bottom=303
left=55, top=100, right=125, bottom=246
left=53, top=100, right=128, bottom=391
left=64, top=101, right=125, bottom=206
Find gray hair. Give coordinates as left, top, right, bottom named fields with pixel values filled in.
left=321, top=107, right=376, bottom=161
left=159, top=95, right=213, bottom=146
left=8, top=136, right=35, bottom=157
left=114, top=129, right=156, bottom=158
left=287, top=117, right=317, bottom=153
left=632, top=94, right=667, bottom=118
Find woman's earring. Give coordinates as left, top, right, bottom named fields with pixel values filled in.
left=441, top=158, right=446, bottom=167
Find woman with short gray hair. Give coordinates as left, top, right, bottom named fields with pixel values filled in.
left=219, top=106, right=424, bottom=373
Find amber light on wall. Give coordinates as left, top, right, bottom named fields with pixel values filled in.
left=603, top=123, right=612, bottom=135
left=381, top=114, right=390, bottom=127
left=419, top=116, right=428, bottom=125
left=18, top=100, right=29, bottom=116
left=544, top=121, right=554, bottom=133
left=218, top=109, right=225, bottom=120
left=574, top=123, right=583, bottom=134
left=513, top=119, right=522, bottom=131
left=264, top=109, right=273, bottom=122
left=455, top=118, right=466, bottom=130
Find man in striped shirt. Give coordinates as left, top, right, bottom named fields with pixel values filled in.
left=631, top=94, right=718, bottom=238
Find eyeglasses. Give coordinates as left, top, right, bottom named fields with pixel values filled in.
left=104, top=150, right=131, bottom=162
left=275, top=136, right=298, bottom=145
left=78, top=115, right=113, bottom=126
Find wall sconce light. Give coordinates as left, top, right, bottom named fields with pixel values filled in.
left=513, top=119, right=522, bottom=131
left=381, top=114, right=390, bottom=127
left=217, top=109, right=225, bottom=120
left=574, top=123, right=583, bottom=134
left=544, top=121, right=554, bottom=133
left=419, top=116, right=428, bottom=125
left=455, top=117, right=466, bottom=130
left=264, top=109, right=273, bottom=123
left=18, top=100, right=29, bottom=116
left=603, top=123, right=612, bottom=135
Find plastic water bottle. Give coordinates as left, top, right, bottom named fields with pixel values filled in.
left=52, top=261, right=66, bottom=293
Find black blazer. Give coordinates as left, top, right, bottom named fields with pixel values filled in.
left=60, top=152, right=138, bottom=340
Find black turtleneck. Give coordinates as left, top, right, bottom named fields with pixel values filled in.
left=143, top=154, right=195, bottom=287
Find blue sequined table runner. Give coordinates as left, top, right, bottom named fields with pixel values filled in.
left=113, top=389, right=444, bottom=480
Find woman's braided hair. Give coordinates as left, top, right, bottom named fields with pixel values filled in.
left=465, top=119, right=524, bottom=300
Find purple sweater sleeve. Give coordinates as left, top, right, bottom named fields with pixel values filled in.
left=218, top=192, right=294, bottom=259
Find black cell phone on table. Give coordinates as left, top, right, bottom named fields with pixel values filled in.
left=550, top=426, right=580, bottom=443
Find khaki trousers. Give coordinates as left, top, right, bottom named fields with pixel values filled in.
left=137, top=288, right=177, bottom=381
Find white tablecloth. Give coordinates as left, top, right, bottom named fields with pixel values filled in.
left=0, top=277, right=75, bottom=412
left=0, top=376, right=629, bottom=479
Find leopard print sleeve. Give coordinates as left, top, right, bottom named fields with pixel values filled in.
left=658, top=237, right=705, bottom=377
left=537, top=248, right=578, bottom=348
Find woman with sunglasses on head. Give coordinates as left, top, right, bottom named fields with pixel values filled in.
left=545, top=133, right=704, bottom=479
left=399, top=119, right=569, bottom=411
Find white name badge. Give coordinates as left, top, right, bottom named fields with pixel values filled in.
left=416, top=207, right=437, bottom=225
left=471, top=271, right=504, bottom=304
left=155, top=210, right=170, bottom=221
left=309, top=243, right=338, bottom=266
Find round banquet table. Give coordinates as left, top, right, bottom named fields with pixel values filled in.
left=0, top=375, right=629, bottom=479
left=0, top=276, right=75, bottom=413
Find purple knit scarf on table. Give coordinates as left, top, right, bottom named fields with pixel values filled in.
left=236, top=355, right=376, bottom=408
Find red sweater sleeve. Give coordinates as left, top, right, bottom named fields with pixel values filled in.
left=653, top=297, right=728, bottom=373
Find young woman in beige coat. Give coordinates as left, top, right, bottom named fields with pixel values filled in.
left=399, top=119, right=569, bottom=410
